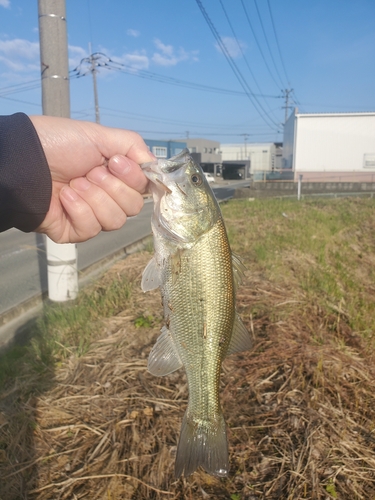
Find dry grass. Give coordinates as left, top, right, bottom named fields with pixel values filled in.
left=1, top=197, right=375, bottom=499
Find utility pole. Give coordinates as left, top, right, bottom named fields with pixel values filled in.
left=38, top=0, right=78, bottom=302
left=89, top=43, right=100, bottom=124
left=282, top=88, right=293, bottom=125
left=240, top=133, right=249, bottom=159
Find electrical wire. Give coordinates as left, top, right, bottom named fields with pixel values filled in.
left=0, top=94, right=41, bottom=107
left=70, top=53, right=280, bottom=99
left=194, top=0, right=281, bottom=131
left=253, top=0, right=286, bottom=88
left=240, top=0, right=281, bottom=90
left=266, top=0, right=290, bottom=86
left=0, top=81, right=40, bottom=96
left=100, top=106, right=276, bottom=134
left=218, top=0, right=281, bottom=122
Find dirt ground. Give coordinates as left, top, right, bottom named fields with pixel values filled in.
left=1, top=250, right=375, bottom=499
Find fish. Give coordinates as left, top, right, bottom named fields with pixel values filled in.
left=140, top=149, right=252, bottom=478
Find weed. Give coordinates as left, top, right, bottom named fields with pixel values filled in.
left=134, top=315, right=154, bottom=328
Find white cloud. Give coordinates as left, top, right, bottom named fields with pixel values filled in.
left=116, top=51, right=149, bottom=70
left=0, top=0, right=10, bottom=9
left=152, top=38, right=198, bottom=67
left=0, top=38, right=39, bottom=61
left=215, top=36, right=246, bottom=59
left=68, top=44, right=87, bottom=69
left=127, top=29, right=140, bottom=38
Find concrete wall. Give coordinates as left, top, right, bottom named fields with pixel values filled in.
left=234, top=181, right=375, bottom=199
left=221, top=143, right=276, bottom=172
left=182, top=138, right=221, bottom=164
left=282, top=111, right=375, bottom=182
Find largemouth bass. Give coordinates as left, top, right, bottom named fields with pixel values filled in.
left=141, top=149, right=252, bottom=478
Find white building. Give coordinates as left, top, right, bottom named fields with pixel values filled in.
left=283, top=109, right=375, bottom=181
left=220, top=143, right=280, bottom=172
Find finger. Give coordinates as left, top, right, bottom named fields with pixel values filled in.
left=59, top=186, right=102, bottom=242
left=86, top=165, right=145, bottom=216
left=69, top=177, right=128, bottom=231
left=97, top=127, right=156, bottom=165
left=108, top=155, right=149, bottom=194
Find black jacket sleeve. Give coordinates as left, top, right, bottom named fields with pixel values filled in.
left=0, top=113, right=52, bottom=233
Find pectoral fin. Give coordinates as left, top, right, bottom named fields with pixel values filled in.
left=226, top=313, right=252, bottom=356
left=232, top=253, right=246, bottom=289
left=148, top=326, right=183, bottom=376
left=141, top=257, right=162, bottom=292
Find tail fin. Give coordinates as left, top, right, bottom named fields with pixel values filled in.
left=174, top=411, right=229, bottom=478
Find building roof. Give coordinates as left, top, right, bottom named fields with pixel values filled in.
left=293, top=109, right=375, bottom=119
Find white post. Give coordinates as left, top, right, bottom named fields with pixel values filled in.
left=46, top=239, right=78, bottom=301
left=297, top=174, right=303, bottom=200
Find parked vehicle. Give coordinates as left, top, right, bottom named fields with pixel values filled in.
left=223, top=170, right=243, bottom=180
left=204, top=172, right=215, bottom=184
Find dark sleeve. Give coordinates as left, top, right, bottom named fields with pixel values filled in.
left=0, top=112, right=52, bottom=233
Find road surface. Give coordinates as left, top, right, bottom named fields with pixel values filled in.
left=0, top=182, right=244, bottom=320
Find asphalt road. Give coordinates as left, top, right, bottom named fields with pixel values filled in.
left=0, top=182, right=243, bottom=319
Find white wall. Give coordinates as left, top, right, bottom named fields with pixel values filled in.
left=295, top=114, right=375, bottom=172
left=221, top=143, right=275, bottom=171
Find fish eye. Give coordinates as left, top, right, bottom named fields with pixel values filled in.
left=191, top=173, right=203, bottom=186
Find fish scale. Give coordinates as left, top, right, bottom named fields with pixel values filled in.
left=140, top=149, right=252, bottom=478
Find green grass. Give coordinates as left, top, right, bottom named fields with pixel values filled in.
left=221, top=196, right=375, bottom=337
left=1, top=196, right=375, bottom=388
left=0, top=273, right=134, bottom=386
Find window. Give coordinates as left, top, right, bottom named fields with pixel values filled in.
left=363, top=154, right=375, bottom=169
left=152, top=146, right=167, bottom=158
left=189, top=147, right=197, bottom=153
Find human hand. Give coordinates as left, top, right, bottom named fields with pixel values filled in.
left=29, top=115, right=154, bottom=243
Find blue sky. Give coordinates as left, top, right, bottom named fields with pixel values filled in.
left=0, top=0, right=374, bottom=144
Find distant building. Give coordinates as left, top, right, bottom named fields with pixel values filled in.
left=177, top=138, right=222, bottom=176
left=220, top=142, right=282, bottom=179
left=144, top=139, right=187, bottom=159
left=283, top=109, right=375, bottom=181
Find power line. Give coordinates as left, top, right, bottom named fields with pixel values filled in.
left=240, top=0, right=281, bottom=90
left=71, top=52, right=280, bottom=99
left=0, top=81, right=41, bottom=96
left=218, top=0, right=281, bottom=122
left=100, top=106, right=276, bottom=134
left=266, top=0, right=290, bottom=86
left=253, top=0, right=286, bottom=88
left=195, top=0, right=281, bottom=130
left=0, top=94, right=41, bottom=107
left=133, top=128, right=280, bottom=138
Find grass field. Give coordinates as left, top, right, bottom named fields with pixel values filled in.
left=1, top=196, right=375, bottom=499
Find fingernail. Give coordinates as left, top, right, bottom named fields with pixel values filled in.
left=71, top=177, right=91, bottom=191
left=110, top=156, right=131, bottom=175
left=61, top=186, right=79, bottom=202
